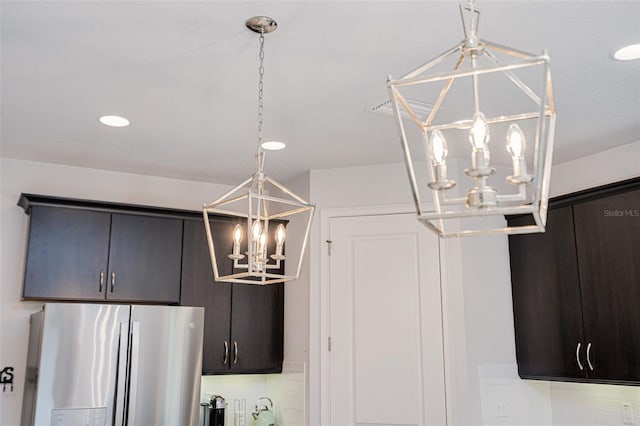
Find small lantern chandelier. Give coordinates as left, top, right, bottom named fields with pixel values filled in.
left=387, top=0, right=556, bottom=237
left=203, top=16, right=315, bottom=285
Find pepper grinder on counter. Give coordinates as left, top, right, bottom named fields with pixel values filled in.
left=210, top=395, right=227, bottom=426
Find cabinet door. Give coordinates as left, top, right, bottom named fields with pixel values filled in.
left=106, top=214, right=182, bottom=303
left=508, top=207, right=586, bottom=380
left=181, top=217, right=284, bottom=374
left=181, top=218, right=232, bottom=373
left=573, top=189, right=640, bottom=383
left=229, top=282, right=284, bottom=373
left=328, top=213, right=446, bottom=425
left=229, top=220, right=285, bottom=373
left=23, top=205, right=111, bottom=300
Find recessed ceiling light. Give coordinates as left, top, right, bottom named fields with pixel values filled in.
left=261, top=141, right=286, bottom=151
left=98, top=115, right=130, bottom=127
left=612, top=44, right=640, bottom=61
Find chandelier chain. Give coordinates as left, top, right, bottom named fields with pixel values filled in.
left=257, top=30, right=265, bottom=147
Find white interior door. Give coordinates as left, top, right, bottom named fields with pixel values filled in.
left=329, top=213, right=446, bottom=426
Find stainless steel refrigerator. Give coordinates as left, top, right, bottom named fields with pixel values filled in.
left=21, top=303, right=204, bottom=426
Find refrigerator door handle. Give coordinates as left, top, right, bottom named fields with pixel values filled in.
left=127, top=321, right=141, bottom=425
left=114, top=322, right=129, bottom=426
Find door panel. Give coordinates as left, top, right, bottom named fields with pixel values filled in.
left=230, top=282, right=284, bottom=373
left=129, top=305, right=204, bottom=426
left=32, top=304, right=129, bottom=426
left=229, top=218, right=285, bottom=373
left=508, top=207, right=586, bottom=379
left=329, top=213, right=445, bottom=426
left=573, top=189, right=640, bottom=382
left=181, top=218, right=232, bottom=373
left=107, top=214, right=182, bottom=303
left=23, top=206, right=111, bottom=300
left=181, top=217, right=285, bottom=374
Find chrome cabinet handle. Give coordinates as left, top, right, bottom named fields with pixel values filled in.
left=576, top=342, right=584, bottom=371
left=587, top=343, right=594, bottom=371
left=233, top=341, right=238, bottom=365
left=223, top=341, right=229, bottom=365
left=111, top=271, right=116, bottom=293
left=99, top=270, right=104, bottom=293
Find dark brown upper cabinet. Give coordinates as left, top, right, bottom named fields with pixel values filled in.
left=508, top=178, right=640, bottom=385
left=19, top=194, right=285, bottom=374
left=20, top=194, right=183, bottom=304
left=180, top=218, right=284, bottom=374
left=572, top=188, right=640, bottom=382
left=509, top=206, right=586, bottom=381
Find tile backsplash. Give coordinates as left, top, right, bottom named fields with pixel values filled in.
left=266, top=362, right=305, bottom=426
left=200, top=361, right=640, bottom=425
left=479, top=364, right=553, bottom=425
left=200, top=362, right=305, bottom=426
left=476, top=364, right=640, bottom=426
left=551, top=381, right=640, bottom=426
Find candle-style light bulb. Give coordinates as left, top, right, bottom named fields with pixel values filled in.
left=252, top=226, right=267, bottom=272
left=228, top=223, right=246, bottom=260
left=469, top=112, right=489, bottom=150
left=251, top=220, right=261, bottom=241
left=464, top=111, right=497, bottom=207
left=250, top=220, right=262, bottom=264
left=506, top=124, right=525, bottom=159
left=233, top=224, right=243, bottom=245
left=469, top=112, right=491, bottom=170
left=430, top=130, right=448, bottom=165
left=275, top=224, right=286, bottom=245
left=506, top=123, right=533, bottom=185
left=272, top=223, right=286, bottom=260
left=258, top=232, right=267, bottom=258
left=426, top=129, right=456, bottom=190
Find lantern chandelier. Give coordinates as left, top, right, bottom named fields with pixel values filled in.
left=203, top=16, right=315, bottom=285
left=387, top=0, right=556, bottom=237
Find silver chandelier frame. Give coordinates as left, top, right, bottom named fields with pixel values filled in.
left=202, top=150, right=314, bottom=285
left=203, top=16, right=315, bottom=285
left=387, top=2, right=556, bottom=238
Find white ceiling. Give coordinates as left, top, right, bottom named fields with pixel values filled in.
left=1, top=1, right=639, bottom=185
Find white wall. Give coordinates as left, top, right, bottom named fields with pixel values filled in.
left=550, top=141, right=640, bottom=197
left=308, top=163, right=416, bottom=425
left=279, top=171, right=312, bottom=425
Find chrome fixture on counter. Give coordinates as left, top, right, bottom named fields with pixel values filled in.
left=387, top=0, right=556, bottom=237
left=203, top=16, right=314, bottom=285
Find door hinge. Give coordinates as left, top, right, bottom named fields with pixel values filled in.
left=326, top=240, right=332, bottom=256
left=328, top=336, right=332, bottom=352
